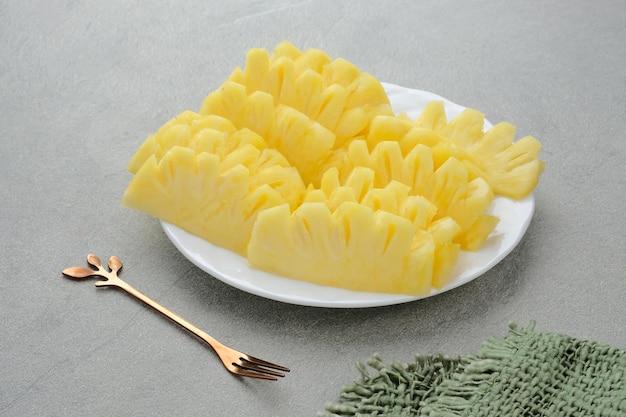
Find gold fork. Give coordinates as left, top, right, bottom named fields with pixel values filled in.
left=62, top=254, right=289, bottom=381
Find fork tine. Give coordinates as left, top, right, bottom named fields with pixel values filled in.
left=236, top=359, right=288, bottom=378
left=242, top=354, right=291, bottom=372
left=231, top=366, right=281, bottom=381
left=232, top=361, right=286, bottom=380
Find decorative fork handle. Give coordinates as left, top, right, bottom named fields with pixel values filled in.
left=102, top=274, right=221, bottom=348
left=63, top=255, right=223, bottom=352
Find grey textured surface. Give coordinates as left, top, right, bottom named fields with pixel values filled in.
left=1, top=1, right=625, bottom=416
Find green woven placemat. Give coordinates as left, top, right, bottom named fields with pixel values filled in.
left=318, top=322, right=626, bottom=417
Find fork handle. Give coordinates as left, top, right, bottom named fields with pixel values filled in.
left=109, top=279, right=222, bottom=350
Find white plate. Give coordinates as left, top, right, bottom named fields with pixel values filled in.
left=161, top=83, right=535, bottom=308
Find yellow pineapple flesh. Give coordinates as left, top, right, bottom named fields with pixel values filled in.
left=127, top=110, right=267, bottom=175
left=122, top=113, right=306, bottom=256
left=415, top=101, right=545, bottom=199
left=122, top=41, right=545, bottom=296
left=248, top=166, right=462, bottom=293
left=342, top=138, right=497, bottom=251
left=267, top=105, right=336, bottom=187
left=210, top=41, right=393, bottom=152
left=247, top=202, right=436, bottom=295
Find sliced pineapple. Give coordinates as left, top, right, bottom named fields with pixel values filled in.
left=267, top=105, right=335, bottom=186
left=248, top=167, right=463, bottom=294
left=293, top=47, right=331, bottom=76
left=123, top=42, right=545, bottom=297
left=206, top=41, right=393, bottom=151
left=122, top=145, right=305, bottom=256
left=469, top=122, right=544, bottom=200
left=201, top=80, right=338, bottom=185
left=270, top=41, right=302, bottom=62
left=122, top=108, right=306, bottom=256
left=247, top=202, right=438, bottom=295
left=127, top=110, right=267, bottom=175
left=343, top=139, right=497, bottom=250
left=321, top=57, right=361, bottom=88
left=200, top=81, right=251, bottom=128
left=415, top=101, right=545, bottom=199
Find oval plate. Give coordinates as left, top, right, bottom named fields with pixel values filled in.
left=162, top=83, right=535, bottom=308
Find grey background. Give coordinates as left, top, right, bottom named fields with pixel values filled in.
left=2, top=1, right=625, bottom=416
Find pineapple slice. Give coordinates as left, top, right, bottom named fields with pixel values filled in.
left=208, top=41, right=393, bottom=150
left=469, top=122, right=544, bottom=200
left=414, top=101, right=448, bottom=132
left=344, top=72, right=393, bottom=124
left=266, top=105, right=335, bottom=187
left=366, top=114, right=413, bottom=149
left=428, top=218, right=462, bottom=289
left=122, top=145, right=305, bottom=256
left=292, top=69, right=324, bottom=117
left=344, top=139, right=497, bottom=250
left=201, top=81, right=338, bottom=187
left=415, top=101, right=545, bottom=199
left=270, top=41, right=302, bottom=61
left=123, top=109, right=306, bottom=256
left=127, top=110, right=267, bottom=175
left=243, top=48, right=271, bottom=93
left=248, top=166, right=463, bottom=294
left=200, top=81, right=250, bottom=128
left=248, top=202, right=437, bottom=295
left=425, top=158, right=498, bottom=251
left=293, top=47, right=331, bottom=76
left=312, top=83, right=349, bottom=132
left=321, top=57, right=361, bottom=88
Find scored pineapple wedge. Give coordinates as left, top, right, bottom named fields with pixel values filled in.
left=248, top=202, right=418, bottom=294
left=127, top=110, right=267, bottom=175
left=200, top=81, right=337, bottom=187
left=246, top=167, right=464, bottom=295
left=415, top=101, right=545, bottom=199
left=122, top=41, right=544, bottom=296
left=247, top=201, right=460, bottom=295
left=342, top=138, right=498, bottom=251
left=121, top=111, right=306, bottom=256
left=208, top=41, right=393, bottom=151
